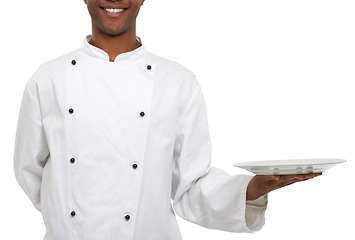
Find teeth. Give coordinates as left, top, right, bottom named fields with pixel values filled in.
left=105, top=8, right=124, bottom=13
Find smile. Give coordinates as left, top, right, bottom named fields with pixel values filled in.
left=104, top=8, right=125, bottom=13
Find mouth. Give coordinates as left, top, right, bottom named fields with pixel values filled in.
left=100, top=6, right=127, bottom=16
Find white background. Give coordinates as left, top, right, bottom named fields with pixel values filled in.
left=1, top=0, right=354, bottom=239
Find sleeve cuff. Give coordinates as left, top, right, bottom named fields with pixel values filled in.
left=245, top=194, right=268, bottom=232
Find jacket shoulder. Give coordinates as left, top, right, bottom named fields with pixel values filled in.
left=35, top=49, right=80, bottom=75
left=23, top=49, right=80, bottom=100
left=147, top=51, right=199, bottom=88
left=26, top=49, right=80, bottom=86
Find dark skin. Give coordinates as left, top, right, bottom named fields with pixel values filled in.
left=83, top=0, right=145, bottom=62
left=83, top=0, right=323, bottom=201
left=246, top=173, right=322, bottom=200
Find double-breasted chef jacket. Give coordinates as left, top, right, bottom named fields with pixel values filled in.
left=14, top=35, right=268, bottom=240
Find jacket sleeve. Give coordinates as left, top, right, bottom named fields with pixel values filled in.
left=171, top=81, right=267, bottom=233
left=13, top=77, right=50, bottom=212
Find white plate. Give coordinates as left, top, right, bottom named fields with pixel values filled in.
left=233, top=158, right=346, bottom=175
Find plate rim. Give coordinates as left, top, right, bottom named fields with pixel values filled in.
left=233, top=158, right=347, bottom=167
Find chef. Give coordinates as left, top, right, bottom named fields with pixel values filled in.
left=13, top=0, right=321, bottom=239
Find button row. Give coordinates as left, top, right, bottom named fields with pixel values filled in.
left=68, top=108, right=145, bottom=118
left=70, top=211, right=131, bottom=221
left=69, top=157, right=138, bottom=169
left=71, top=59, right=152, bottom=71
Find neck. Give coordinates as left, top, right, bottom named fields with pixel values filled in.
left=89, top=27, right=141, bottom=62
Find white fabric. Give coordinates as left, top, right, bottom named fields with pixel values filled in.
left=13, top=35, right=267, bottom=240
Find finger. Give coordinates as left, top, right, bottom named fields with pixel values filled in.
left=271, top=175, right=280, bottom=181
left=279, top=174, right=303, bottom=182
left=284, top=174, right=315, bottom=185
left=276, top=175, right=306, bottom=186
left=269, top=172, right=322, bottom=186
left=272, top=172, right=323, bottom=190
left=307, top=173, right=315, bottom=179
left=283, top=173, right=319, bottom=181
left=297, top=174, right=308, bottom=180
left=302, top=172, right=322, bottom=179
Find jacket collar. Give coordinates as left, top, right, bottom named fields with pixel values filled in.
left=81, top=35, right=146, bottom=62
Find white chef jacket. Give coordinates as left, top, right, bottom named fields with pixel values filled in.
left=14, top=35, right=268, bottom=240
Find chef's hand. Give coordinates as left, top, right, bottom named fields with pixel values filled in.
left=246, top=173, right=322, bottom=201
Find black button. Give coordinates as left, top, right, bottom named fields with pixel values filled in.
left=71, top=211, right=76, bottom=217
left=147, top=65, right=152, bottom=70
left=132, top=163, right=138, bottom=169
left=69, top=108, right=74, bottom=114
left=70, top=158, right=75, bottom=164
left=125, top=214, right=131, bottom=221
left=140, top=112, right=145, bottom=117
left=71, top=60, right=76, bottom=65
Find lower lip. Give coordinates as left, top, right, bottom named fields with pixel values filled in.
left=102, top=8, right=125, bottom=17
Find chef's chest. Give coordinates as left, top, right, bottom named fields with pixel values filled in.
left=38, top=60, right=180, bottom=142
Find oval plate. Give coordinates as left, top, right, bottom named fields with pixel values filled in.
left=233, top=158, right=347, bottom=175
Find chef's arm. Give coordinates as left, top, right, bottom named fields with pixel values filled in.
left=13, top=80, right=50, bottom=212
left=171, top=82, right=267, bottom=233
